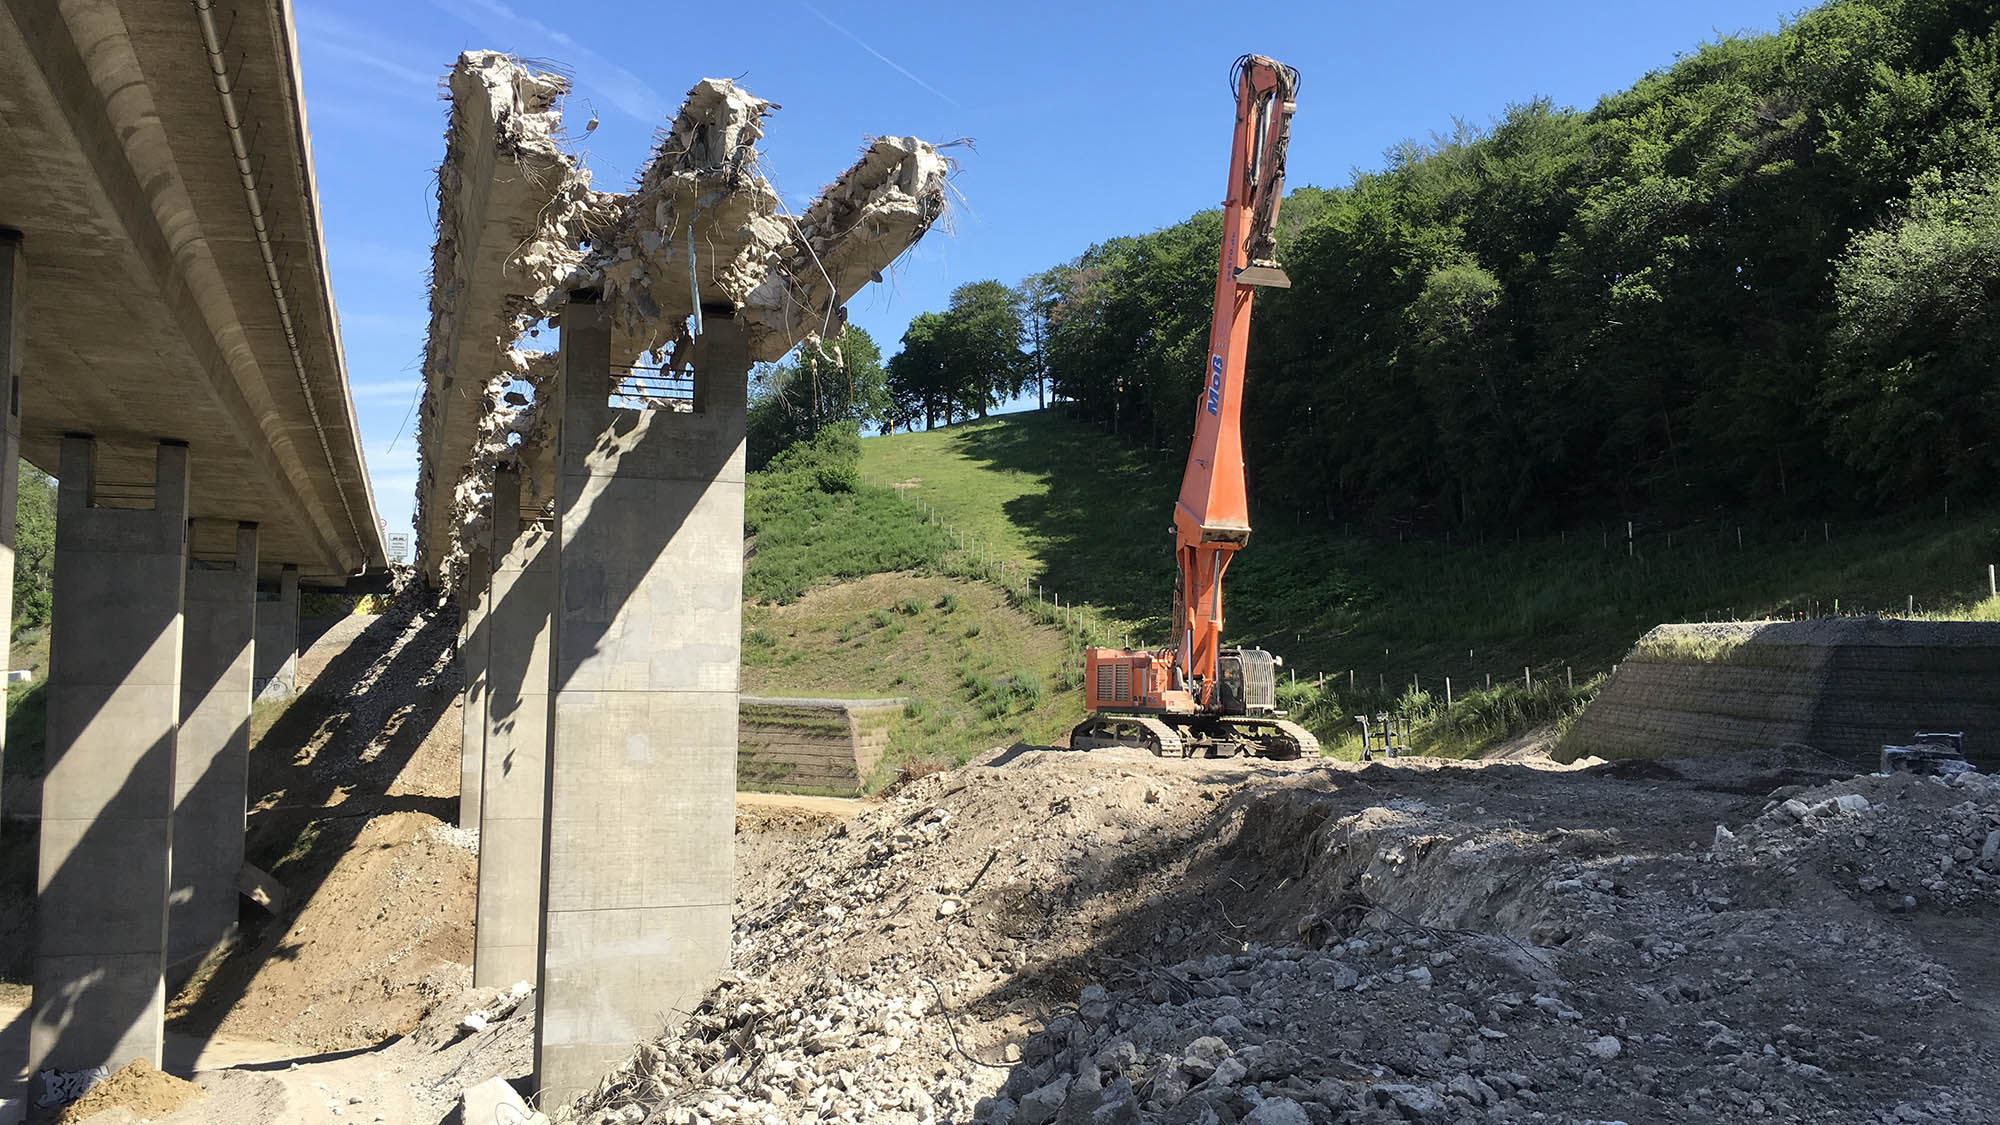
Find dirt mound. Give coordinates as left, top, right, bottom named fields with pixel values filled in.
left=192, top=810, right=476, bottom=1051
left=169, top=601, right=472, bottom=1053
left=55, top=1059, right=200, bottom=1123
left=568, top=746, right=2000, bottom=1124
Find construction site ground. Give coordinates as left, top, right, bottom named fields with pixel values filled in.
left=11, top=603, right=1998, bottom=1124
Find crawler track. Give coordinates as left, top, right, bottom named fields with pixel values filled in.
left=1071, top=714, right=1318, bottom=760
left=1070, top=714, right=1186, bottom=757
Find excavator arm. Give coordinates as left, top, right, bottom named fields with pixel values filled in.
left=1171, top=55, right=1299, bottom=706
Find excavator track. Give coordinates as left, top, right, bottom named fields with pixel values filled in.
left=1134, top=716, right=1187, bottom=758
left=1270, top=719, right=1320, bottom=760
left=1069, top=714, right=1187, bottom=757
left=1214, top=716, right=1318, bottom=760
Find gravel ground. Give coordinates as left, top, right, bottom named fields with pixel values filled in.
left=569, top=744, right=2000, bottom=1125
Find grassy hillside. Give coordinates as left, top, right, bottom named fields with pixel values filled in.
left=738, top=426, right=1092, bottom=783
left=861, top=409, right=2000, bottom=690
left=741, top=408, right=1996, bottom=768
left=742, top=573, right=1081, bottom=785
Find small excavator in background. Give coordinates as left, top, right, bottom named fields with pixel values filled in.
left=1069, top=55, right=1318, bottom=761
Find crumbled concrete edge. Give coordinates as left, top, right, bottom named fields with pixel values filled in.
left=414, top=52, right=614, bottom=592
left=413, top=58, right=947, bottom=590
left=582, top=81, right=949, bottom=368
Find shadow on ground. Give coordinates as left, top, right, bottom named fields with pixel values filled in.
left=162, top=603, right=459, bottom=1054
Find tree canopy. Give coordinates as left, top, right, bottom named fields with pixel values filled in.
left=922, top=0, right=2000, bottom=532
left=746, top=326, right=885, bottom=470
left=884, top=281, right=1029, bottom=431
left=14, top=463, right=52, bottom=632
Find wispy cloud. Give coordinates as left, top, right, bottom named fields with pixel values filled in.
left=349, top=379, right=424, bottom=401
left=801, top=3, right=960, bottom=109
left=337, top=310, right=429, bottom=335
left=295, top=9, right=441, bottom=90
left=427, top=0, right=669, bottom=122
left=368, top=472, right=420, bottom=523
left=310, top=38, right=437, bottom=89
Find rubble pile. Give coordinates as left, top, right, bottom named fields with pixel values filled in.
left=567, top=749, right=2000, bottom=1124
left=1719, top=767, right=2000, bottom=912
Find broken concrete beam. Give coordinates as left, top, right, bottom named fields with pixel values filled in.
left=589, top=81, right=949, bottom=368
left=413, top=58, right=947, bottom=591
left=414, top=52, right=612, bottom=590
left=460, top=1076, right=546, bottom=1125
left=742, top=135, right=949, bottom=358
left=235, top=862, right=286, bottom=915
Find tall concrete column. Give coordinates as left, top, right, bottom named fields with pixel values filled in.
left=474, top=464, right=552, bottom=988
left=535, top=293, right=745, bottom=1102
left=168, top=521, right=257, bottom=986
left=459, top=543, right=492, bottom=829
left=0, top=230, right=25, bottom=821
left=253, top=564, right=299, bottom=702
left=32, top=437, right=189, bottom=1077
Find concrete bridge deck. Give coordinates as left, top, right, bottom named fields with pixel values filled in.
left=0, top=0, right=383, bottom=580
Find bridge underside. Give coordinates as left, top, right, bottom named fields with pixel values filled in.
left=2, top=0, right=384, bottom=1099
left=0, top=0, right=382, bottom=581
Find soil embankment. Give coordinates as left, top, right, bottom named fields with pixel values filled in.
left=168, top=601, right=470, bottom=1052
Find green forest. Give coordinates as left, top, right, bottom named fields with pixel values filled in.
left=753, top=0, right=1999, bottom=534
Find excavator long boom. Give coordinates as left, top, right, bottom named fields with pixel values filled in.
left=1172, top=55, right=1298, bottom=706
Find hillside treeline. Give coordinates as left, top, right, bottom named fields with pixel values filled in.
left=959, top=0, right=1999, bottom=532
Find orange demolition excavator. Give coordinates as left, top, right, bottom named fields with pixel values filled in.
left=1068, top=55, right=1317, bottom=760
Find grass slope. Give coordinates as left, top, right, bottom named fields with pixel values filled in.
left=743, top=573, right=1081, bottom=783
left=746, top=409, right=1996, bottom=769
left=861, top=409, right=2000, bottom=689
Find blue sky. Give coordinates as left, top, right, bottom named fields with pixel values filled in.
left=298, top=0, right=1807, bottom=551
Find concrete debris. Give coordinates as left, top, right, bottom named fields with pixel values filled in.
left=586, top=80, right=947, bottom=369
left=560, top=746, right=2000, bottom=1124
left=235, top=861, right=287, bottom=914
left=733, top=133, right=947, bottom=360
left=414, top=55, right=946, bottom=590
left=462, top=1076, right=547, bottom=1125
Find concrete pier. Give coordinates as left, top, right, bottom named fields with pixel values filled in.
left=473, top=465, right=553, bottom=988
left=459, top=544, right=492, bottom=829
left=32, top=437, right=189, bottom=1077
left=534, top=293, right=745, bottom=1102
left=253, top=564, right=299, bottom=702
left=0, top=231, right=23, bottom=823
left=168, top=522, right=258, bottom=985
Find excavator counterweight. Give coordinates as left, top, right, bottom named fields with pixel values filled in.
left=1069, top=55, right=1315, bottom=762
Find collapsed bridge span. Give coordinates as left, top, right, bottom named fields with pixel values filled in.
left=410, top=52, right=948, bottom=1103
left=415, top=53, right=948, bottom=592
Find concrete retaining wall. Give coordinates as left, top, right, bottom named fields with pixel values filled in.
left=1556, top=619, right=2000, bottom=770
left=739, top=697, right=903, bottom=794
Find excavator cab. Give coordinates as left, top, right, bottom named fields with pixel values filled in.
left=1215, top=648, right=1278, bottom=716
